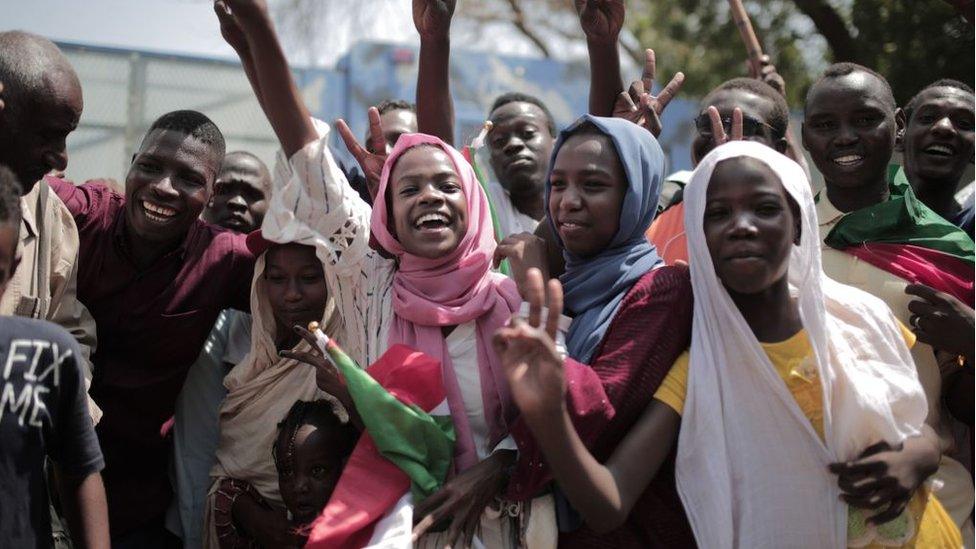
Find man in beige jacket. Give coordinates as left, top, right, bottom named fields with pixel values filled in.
left=0, top=31, right=99, bottom=423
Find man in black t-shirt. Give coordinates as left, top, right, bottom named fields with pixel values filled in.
left=0, top=164, right=109, bottom=548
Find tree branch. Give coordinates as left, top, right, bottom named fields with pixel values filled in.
left=504, top=0, right=554, bottom=57
left=790, top=0, right=859, bottom=62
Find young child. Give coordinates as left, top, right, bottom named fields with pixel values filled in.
left=495, top=142, right=962, bottom=547
left=273, top=400, right=357, bottom=529
left=0, top=165, right=110, bottom=548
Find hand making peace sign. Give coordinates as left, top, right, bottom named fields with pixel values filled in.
left=612, top=49, right=685, bottom=137
left=336, top=107, right=387, bottom=202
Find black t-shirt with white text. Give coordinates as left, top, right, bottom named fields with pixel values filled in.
left=0, top=316, right=103, bottom=548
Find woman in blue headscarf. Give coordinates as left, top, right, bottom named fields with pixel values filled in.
left=498, top=115, right=696, bottom=548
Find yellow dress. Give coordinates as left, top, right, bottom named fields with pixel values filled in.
left=654, top=329, right=962, bottom=548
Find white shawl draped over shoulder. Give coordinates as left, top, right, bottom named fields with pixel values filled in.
left=677, top=141, right=928, bottom=548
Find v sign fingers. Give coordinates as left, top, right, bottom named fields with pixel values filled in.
left=544, top=278, right=564, bottom=341
left=365, top=106, right=386, bottom=155
left=730, top=107, right=745, bottom=141
left=707, top=106, right=728, bottom=144
left=642, top=48, right=656, bottom=93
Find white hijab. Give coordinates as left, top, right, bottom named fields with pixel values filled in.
left=676, top=141, right=928, bottom=548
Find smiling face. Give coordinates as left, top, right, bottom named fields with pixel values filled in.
left=703, top=157, right=799, bottom=295
left=276, top=423, right=344, bottom=524
left=203, top=152, right=270, bottom=233
left=903, top=86, right=975, bottom=187
left=548, top=131, right=627, bottom=258
left=0, top=68, right=83, bottom=193
left=264, top=243, right=329, bottom=349
left=802, top=72, right=901, bottom=190
left=388, top=146, right=468, bottom=259
left=487, top=101, right=555, bottom=199
left=124, top=129, right=221, bottom=247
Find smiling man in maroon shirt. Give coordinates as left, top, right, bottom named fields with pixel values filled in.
left=48, top=109, right=254, bottom=545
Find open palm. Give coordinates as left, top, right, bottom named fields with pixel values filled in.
left=494, top=269, right=567, bottom=421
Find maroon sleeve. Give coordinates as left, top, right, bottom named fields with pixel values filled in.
left=45, top=176, right=92, bottom=219
left=228, top=233, right=256, bottom=313
left=507, top=265, right=693, bottom=500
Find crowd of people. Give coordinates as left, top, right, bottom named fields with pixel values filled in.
left=0, top=0, right=973, bottom=547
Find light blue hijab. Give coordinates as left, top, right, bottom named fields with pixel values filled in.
left=547, top=115, right=666, bottom=363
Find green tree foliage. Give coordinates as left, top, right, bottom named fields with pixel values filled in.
left=622, top=0, right=973, bottom=107
left=850, top=0, right=973, bottom=105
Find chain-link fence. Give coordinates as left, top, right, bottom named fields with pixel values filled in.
left=60, top=40, right=708, bottom=189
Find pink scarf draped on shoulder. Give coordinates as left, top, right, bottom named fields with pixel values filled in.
left=370, top=133, right=521, bottom=472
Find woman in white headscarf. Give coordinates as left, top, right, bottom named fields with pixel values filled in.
left=496, top=141, right=961, bottom=547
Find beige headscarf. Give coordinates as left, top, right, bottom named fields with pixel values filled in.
left=207, top=251, right=343, bottom=507
left=204, top=121, right=347, bottom=547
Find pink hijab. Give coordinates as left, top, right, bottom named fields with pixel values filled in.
left=370, top=133, right=521, bottom=471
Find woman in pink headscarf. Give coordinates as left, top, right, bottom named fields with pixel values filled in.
left=217, top=3, right=553, bottom=545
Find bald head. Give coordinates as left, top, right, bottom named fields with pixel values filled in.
left=0, top=32, right=83, bottom=192
left=0, top=32, right=78, bottom=110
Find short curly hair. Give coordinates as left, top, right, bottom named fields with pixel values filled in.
left=904, top=79, right=975, bottom=120
left=488, top=92, right=557, bottom=136
left=143, top=110, right=226, bottom=160
left=806, top=62, right=896, bottom=110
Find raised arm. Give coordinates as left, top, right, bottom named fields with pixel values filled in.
left=577, top=0, right=625, bottom=116
left=495, top=270, right=682, bottom=532
left=215, top=1, right=264, bottom=112
left=218, top=0, right=316, bottom=157
left=413, top=0, right=456, bottom=145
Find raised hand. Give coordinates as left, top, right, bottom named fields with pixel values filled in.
left=493, top=269, right=566, bottom=423
left=706, top=105, right=745, bottom=144
left=336, top=107, right=387, bottom=201
left=412, top=0, right=456, bottom=40
left=575, top=0, right=625, bottom=44
left=612, top=49, right=685, bottom=137
left=214, top=1, right=250, bottom=54
left=756, top=54, right=786, bottom=96
left=216, top=0, right=269, bottom=24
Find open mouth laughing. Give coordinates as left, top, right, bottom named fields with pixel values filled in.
left=413, top=211, right=453, bottom=235
left=141, top=200, right=179, bottom=223
left=831, top=154, right=864, bottom=168
left=922, top=143, right=956, bottom=157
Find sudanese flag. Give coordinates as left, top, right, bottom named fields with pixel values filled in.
left=305, top=335, right=454, bottom=549
left=822, top=166, right=974, bottom=304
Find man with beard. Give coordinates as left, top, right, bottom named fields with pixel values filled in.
left=899, top=79, right=975, bottom=237
left=803, top=62, right=975, bottom=545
